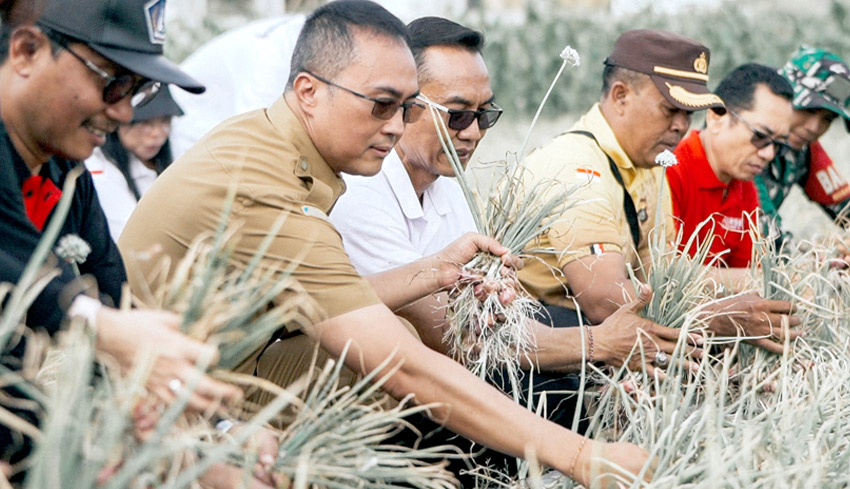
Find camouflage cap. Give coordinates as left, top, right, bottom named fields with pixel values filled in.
left=780, top=46, right=850, bottom=132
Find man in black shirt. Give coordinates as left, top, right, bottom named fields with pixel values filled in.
left=0, top=0, right=206, bottom=312
left=0, top=0, right=247, bottom=479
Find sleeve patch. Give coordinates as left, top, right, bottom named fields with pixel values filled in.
left=589, top=243, right=606, bottom=255
left=576, top=168, right=601, bottom=183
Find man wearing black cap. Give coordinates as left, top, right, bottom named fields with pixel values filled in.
left=0, top=0, right=250, bottom=479
left=0, top=0, right=203, bottom=307
left=518, top=29, right=801, bottom=353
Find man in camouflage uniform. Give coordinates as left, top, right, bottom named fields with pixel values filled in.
left=756, top=47, right=850, bottom=244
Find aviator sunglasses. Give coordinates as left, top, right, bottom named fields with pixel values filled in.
left=728, top=110, right=792, bottom=159
left=417, top=95, right=503, bottom=131
left=304, top=70, right=425, bottom=123
left=45, top=30, right=160, bottom=108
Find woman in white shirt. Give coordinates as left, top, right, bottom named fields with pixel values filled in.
left=86, top=86, right=183, bottom=241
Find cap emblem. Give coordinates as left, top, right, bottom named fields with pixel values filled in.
left=144, top=0, right=167, bottom=45
left=694, top=52, right=708, bottom=74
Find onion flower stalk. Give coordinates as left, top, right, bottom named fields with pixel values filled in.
left=632, top=150, right=716, bottom=329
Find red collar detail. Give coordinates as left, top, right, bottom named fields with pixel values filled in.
left=22, top=175, right=62, bottom=231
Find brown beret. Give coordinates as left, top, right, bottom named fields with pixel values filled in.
left=605, top=29, right=726, bottom=113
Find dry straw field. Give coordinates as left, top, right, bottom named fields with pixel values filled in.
left=5, top=1, right=850, bottom=488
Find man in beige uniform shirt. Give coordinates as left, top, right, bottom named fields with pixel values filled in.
left=120, top=1, right=651, bottom=485
left=520, top=29, right=801, bottom=353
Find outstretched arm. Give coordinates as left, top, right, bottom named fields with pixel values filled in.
left=313, top=303, right=651, bottom=486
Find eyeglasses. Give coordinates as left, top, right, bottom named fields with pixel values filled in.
left=416, top=95, right=503, bottom=131
left=304, top=70, right=425, bottom=124
left=47, top=33, right=160, bottom=107
left=728, top=110, right=792, bottom=159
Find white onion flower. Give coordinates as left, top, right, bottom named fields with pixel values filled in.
left=559, top=45, right=581, bottom=67
left=655, top=149, right=678, bottom=168
left=55, top=234, right=91, bottom=276
left=519, top=45, right=583, bottom=159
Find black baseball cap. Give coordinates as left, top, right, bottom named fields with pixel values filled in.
left=36, top=0, right=204, bottom=94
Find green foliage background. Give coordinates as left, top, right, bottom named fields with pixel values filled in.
left=468, top=0, right=850, bottom=117
left=165, top=0, right=850, bottom=119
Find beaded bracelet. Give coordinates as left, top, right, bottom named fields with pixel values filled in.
left=585, top=326, right=595, bottom=364
left=568, top=437, right=588, bottom=479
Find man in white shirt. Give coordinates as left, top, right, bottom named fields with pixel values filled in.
left=333, top=151, right=476, bottom=274
left=331, top=17, right=569, bottom=477
left=331, top=16, right=500, bottom=351
left=330, top=19, right=705, bottom=478
left=330, top=15, right=696, bottom=368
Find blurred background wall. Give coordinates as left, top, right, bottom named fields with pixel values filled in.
left=164, top=0, right=850, bottom=239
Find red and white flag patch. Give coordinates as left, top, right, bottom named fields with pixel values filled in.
left=589, top=243, right=606, bottom=255
left=576, top=168, right=601, bottom=184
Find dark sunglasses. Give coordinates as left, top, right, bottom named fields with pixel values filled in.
left=304, top=70, right=425, bottom=124
left=417, top=95, right=503, bottom=130
left=728, top=110, right=792, bottom=159
left=46, top=32, right=160, bottom=107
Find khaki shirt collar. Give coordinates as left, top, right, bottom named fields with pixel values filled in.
left=267, top=97, right=346, bottom=211
left=580, top=103, right=636, bottom=172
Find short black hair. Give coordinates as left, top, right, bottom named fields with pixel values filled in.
left=601, top=64, right=649, bottom=96
left=286, top=0, right=410, bottom=90
left=1, top=1, right=43, bottom=27
left=714, top=63, right=793, bottom=113
left=0, top=25, right=12, bottom=63
left=407, top=16, right=483, bottom=68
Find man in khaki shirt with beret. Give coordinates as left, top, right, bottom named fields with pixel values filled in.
left=520, top=29, right=801, bottom=353
left=120, top=1, right=652, bottom=486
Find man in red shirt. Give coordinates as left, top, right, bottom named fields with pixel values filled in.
left=670, top=63, right=793, bottom=267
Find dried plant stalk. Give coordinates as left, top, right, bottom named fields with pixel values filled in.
left=423, top=100, right=578, bottom=388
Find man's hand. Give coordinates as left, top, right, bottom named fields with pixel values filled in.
left=111, top=421, right=289, bottom=489
left=573, top=440, right=655, bottom=488
left=593, top=285, right=702, bottom=378
left=199, top=427, right=289, bottom=489
left=434, top=232, right=523, bottom=290
left=95, top=308, right=242, bottom=413
left=705, top=294, right=803, bottom=353
left=828, top=237, right=850, bottom=269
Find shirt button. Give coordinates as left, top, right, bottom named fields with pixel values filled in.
left=300, top=160, right=308, bottom=171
